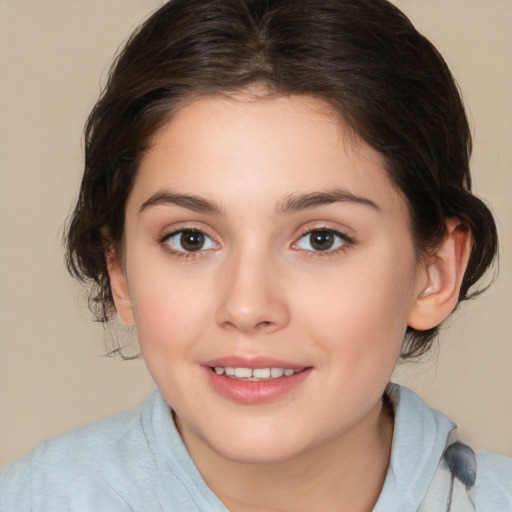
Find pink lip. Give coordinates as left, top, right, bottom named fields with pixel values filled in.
left=201, top=356, right=312, bottom=404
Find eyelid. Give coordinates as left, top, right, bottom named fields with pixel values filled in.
left=159, top=224, right=220, bottom=258
left=291, top=224, right=354, bottom=256
left=295, top=222, right=354, bottom=242
left=158, top=221, right=218, bottom=243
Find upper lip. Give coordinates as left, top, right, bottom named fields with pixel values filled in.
left=202, top=356, right=308, bottom=369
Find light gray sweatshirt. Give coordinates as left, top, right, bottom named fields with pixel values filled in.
left=1, top=385, right=511, bottom=511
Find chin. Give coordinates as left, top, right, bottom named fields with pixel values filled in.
left=203, top=421, right=320, bottom=464
left=215, top=441, right=306, bottom=464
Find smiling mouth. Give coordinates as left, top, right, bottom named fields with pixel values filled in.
left=210, top=366, right=306, bottom=381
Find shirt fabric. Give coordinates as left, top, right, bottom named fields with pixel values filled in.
left=1, top=384, right=511, bottom=511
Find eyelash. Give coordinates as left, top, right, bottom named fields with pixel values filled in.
left=160, top=228, right=217, bottom=260
left=293, top=226, right=354, bottom=258
left=159, top=226, right=354, bottom=260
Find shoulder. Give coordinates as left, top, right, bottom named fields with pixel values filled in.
left=475, top=451, right=512, bottom=510
left=381, top=385, right=512, bottom=511
left=0, top=405, right=153, bottom=511
left=0, top=389, right=224, bottom=511
left=5, top=405, right=144, bottom=470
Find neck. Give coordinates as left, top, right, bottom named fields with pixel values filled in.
left=179, top=397, right=394, bottom=512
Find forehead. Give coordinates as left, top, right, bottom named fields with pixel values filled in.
left=130, top=93, right=405, bottom=215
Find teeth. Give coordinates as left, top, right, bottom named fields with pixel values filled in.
left=234, top=367, right=252, bottom=378
left=253, top=368, right=271, bottom=379
left=270, top=368, right=284, bottom=378
left=212, top=366, right=302, bottom=380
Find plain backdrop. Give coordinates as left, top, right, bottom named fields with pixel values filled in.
left=1, top=0, right=511, bottom=470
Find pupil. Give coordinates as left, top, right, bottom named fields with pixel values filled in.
left=310, top=231, right=334, bottom=251
left=181, top=230, right=204, bottom=251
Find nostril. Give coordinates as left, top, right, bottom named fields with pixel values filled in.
left=255, top=320, right=273, bottom=331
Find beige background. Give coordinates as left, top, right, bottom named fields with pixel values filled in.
left=0, top=0, right=511, bottom=470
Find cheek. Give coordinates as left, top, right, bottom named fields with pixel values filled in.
left=127, top=264, right=214, bottom=357
left=295, top=252, right=417, bottom=364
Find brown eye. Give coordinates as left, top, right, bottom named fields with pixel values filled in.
left=180, top=230, right=205, bottom=251
left=165, top=229, right=216, bottom=253
left=309, top=230, right=335, bottom=251
left=296, top=229, right=349, bottom=252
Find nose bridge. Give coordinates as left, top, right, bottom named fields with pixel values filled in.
left=215, top=244, right=289, bottom=334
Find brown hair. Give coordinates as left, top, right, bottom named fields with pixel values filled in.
left=65, top=0, right=498, bottom=358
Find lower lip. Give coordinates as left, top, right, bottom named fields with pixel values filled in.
left=203, top=367, right=312, bottom=404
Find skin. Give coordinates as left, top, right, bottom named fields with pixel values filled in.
left=107, top=93, right=471, bottom=511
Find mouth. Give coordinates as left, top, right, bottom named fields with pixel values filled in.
left=210, top=366, right=305, bottom=381
left=202, top=359, right=312, bottom=404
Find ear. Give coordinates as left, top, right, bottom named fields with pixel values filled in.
left=105, top=242, right=136, bottom=326
left=408, top=218, right=473, bottom=331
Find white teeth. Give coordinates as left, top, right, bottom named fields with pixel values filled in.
left=212, top=366, right=302, bottom=380
left=252, top=368, right=271, bottom=379
left=270, top=368, right=284, bottom=378
left=234, top=367, right=253, bottom=378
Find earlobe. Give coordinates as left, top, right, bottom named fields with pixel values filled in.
left=408, top=218, right=472, bottom=331
left=105, top=243, right=136, bottom=326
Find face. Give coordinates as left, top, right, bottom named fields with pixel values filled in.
left=112, top=93, right=427, bottom=463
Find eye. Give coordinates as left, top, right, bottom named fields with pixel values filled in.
left=164, top=229, right=217, bottom=253
left=295, top=229, right=350, bottom=252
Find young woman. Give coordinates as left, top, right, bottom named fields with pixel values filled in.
left=1, top=0, right=510, bottom=510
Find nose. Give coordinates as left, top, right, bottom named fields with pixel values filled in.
left=215, top=249, right=290, bottom=335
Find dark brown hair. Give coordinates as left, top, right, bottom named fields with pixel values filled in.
left=65, top=0, right=498, bottom=358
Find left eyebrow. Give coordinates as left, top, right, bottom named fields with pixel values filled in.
left=139, top=191, right=223, bottom=215
left=276, top=188, right=380, bottom=214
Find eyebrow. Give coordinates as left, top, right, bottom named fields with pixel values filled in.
left=276, top=189, right=380, bottom=214
left=139, top=188, right=379, bottom=216
left=139, top=191, right=223, bottom=215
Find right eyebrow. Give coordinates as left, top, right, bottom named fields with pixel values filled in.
left=276, top=188, right=380, bottom=215
left=139, top=191, right=223, bottom=215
